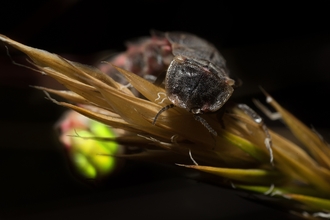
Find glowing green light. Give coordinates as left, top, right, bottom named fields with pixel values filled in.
left=73, top=152, right=97, bottom=179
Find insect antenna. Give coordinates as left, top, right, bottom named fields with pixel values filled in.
left=153, top=104, right=175, bottom=125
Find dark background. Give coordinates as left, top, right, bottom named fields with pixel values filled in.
left=0, top=1, right=329, bottom=219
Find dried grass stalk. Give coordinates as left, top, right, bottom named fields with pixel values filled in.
left=1, top=34, right=330, bottom=219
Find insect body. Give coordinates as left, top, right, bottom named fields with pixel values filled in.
left=100, top=31, right=237, bottom=134
left=153, top=32, right=236, bottom=133
left=165, top=46, right=235, bottom=114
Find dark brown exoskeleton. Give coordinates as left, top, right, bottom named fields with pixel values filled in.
left=152, top=32, right=236, bottom=135
left=99, top=31, right=238, bottom=135
left=161, top=32, right=235, bottom=114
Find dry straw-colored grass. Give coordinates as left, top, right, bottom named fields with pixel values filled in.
left=1, top=34, right=330, bottom=219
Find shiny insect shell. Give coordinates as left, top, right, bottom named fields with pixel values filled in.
left=165, top=55, right=235, bottom=114
left=154, top=32, right=236, bottom=123
left=101, top=31, right=237, bottom=134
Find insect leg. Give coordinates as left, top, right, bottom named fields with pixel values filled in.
left=153, top=70, right=167, bottom=86
left=193, top=115, right=217, bottom=136
left=153, top=104, right=175, bottom=125
left=237, top=103, right=273, bottom=165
